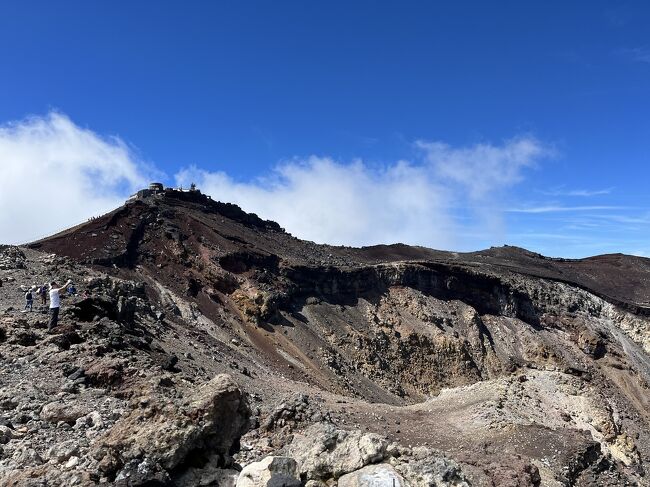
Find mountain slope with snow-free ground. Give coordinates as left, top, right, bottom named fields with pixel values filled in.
left=0, top=188, right=648, bottom=485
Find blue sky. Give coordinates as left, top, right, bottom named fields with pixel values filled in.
left=0, top=1, right=649, bottom=257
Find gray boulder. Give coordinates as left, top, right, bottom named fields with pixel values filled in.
left=40, top=401, right=88, bottom=424
left=338, top=464, right=407, bottom=487
left=93, top=374, right=250, bottom=477
left=286, top=423, right=388, bottom=481
left=175, top=461, right=239, bottom=487
left=236, top=456, right=301, bottom=487
left=46, top=439, right=79, bottom=464
left=0, top=424, right=14, bottom=444
left=393, top=447, right=470, bottom=487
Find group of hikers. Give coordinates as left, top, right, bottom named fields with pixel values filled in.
left=22, top=280, right=88, bottom=330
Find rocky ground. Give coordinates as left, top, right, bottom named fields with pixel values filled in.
left=0, top=191, right=649, bottom=486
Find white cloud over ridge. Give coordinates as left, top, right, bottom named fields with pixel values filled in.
left=176, top=136, right=548, bottom=249
left=0, top=111, right=549, bottom=250
left=177, top=158, right=457, bottom=248
left=0, top=112, right=151, bottom=244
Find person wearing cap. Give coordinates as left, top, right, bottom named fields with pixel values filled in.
left=48, top=279, right=72, bottom=330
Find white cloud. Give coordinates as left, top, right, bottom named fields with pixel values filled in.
left=176, top=157, right=457, bottom=248
left=177, top=137, right=547, bottom=248
left=417, top=136, right=547, bottom=200
left=508, top=205, right=625, bottom=214
left=0, top=112, right=151, bottom=244
left=0, top=111, right=549, bottom=250
left=539, top=187, right=613, bottom=197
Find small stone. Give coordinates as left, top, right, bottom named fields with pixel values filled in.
left=41, top=401, right=88, bottom=424
left=12, top=447, right=43, bottom=466
left=0, top=424, right=13, bottom=444
left=47, top=439, right=79, bottom=463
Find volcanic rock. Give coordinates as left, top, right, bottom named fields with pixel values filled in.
left=0, top=189, right=647, bottom=485
left=93, top=374, right=249, bottom=477
left=236, top=456, right=301, bottom=487
left=286, top=423, right=388, bottom=480
left=338, top=464, right=407, bottom=487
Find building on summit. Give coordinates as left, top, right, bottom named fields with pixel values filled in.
left=126, top=182, right=205, bottom=203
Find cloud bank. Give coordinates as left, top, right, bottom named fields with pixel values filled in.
left=176, top=136, right=547, bottom=248
left=0, top=111, right=549, bottom=250
left=176, top=158, right=457, bottom=248
left=0, top=112, right=151, bottom=244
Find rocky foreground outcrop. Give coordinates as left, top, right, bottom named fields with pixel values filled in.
left=0, top=249, right=253, bottom=485
left=236, top=422, right=471, bottom=487
left=1, top=192, right=649, bottom=486
left=94, top=374, right=249, bottom=484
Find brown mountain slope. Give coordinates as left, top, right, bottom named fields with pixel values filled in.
left=30, top=190, right=650, bottom=313
left=8, top=189, right=648, bottom=485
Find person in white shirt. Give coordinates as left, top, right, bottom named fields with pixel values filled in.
left=48, top=280, right=72, bottom=330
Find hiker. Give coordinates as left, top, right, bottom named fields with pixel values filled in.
left=24, top=288, right=33, bottom=312
left=38, top=284, right=47, bottom=305
left=48, top=280, right=72, bottom=330
left=67, top=283, right=77, bottom=296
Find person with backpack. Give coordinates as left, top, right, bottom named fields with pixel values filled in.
left=24, top=288, right=33, bottom=312
left=48, top=280, right=72, bottom=330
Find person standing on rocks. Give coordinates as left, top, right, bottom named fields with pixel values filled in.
left=24, top=287, right=34, bottom=312
left=48, top=280, right=72, bottom=330
left=38, top=283, right=48, bottom=306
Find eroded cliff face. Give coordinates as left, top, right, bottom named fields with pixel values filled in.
left=5, top=194, right=648, bottom=486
